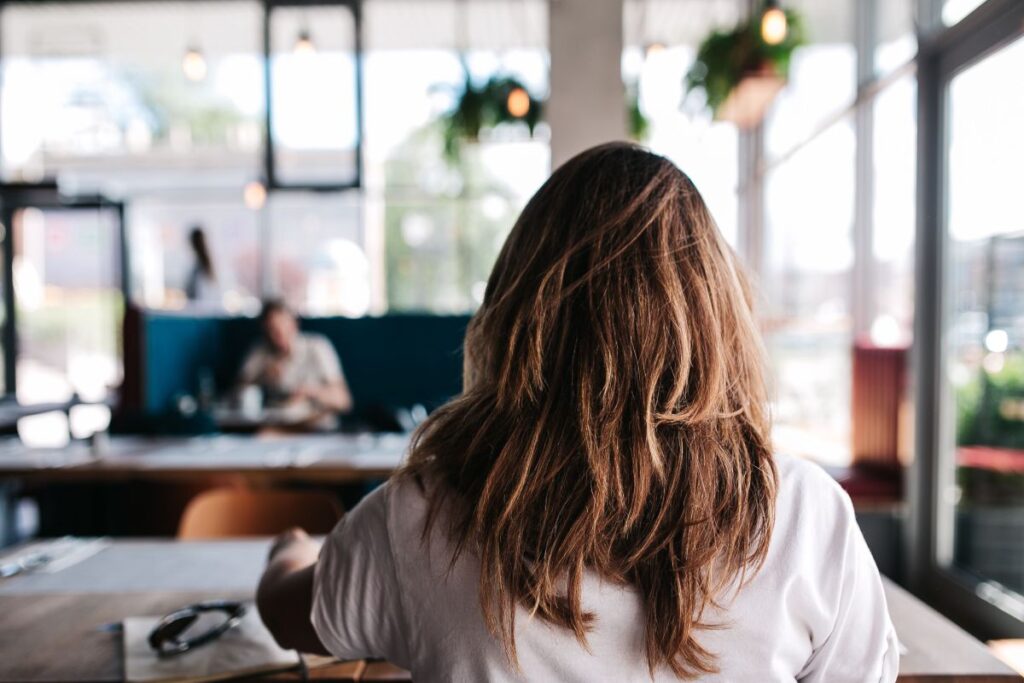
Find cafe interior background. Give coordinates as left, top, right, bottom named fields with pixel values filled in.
left=0, top=0, right=1021, bottom=676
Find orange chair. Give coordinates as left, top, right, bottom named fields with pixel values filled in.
left=177, top=488, right=343, bottom=539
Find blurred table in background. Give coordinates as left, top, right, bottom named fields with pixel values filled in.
left=0, top=433, right=409, bottom=542
left=212, top=404, right=339, bottom=434
left=0, top=432, right=408, bottom=484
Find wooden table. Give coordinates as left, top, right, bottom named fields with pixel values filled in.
left=0, top=540, right=406, bottom=682
left=0, top=539, right=1018, bottom=682
left=0, top=433, right=409, bottom=485
left=885, top=579, right=1020, bottom=682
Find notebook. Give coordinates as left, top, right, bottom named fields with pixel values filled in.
left=123, top=606, right=301, bottom=682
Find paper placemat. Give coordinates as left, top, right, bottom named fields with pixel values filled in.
left=123, top=607, right=300, bottom=682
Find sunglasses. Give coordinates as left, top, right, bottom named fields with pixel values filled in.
left=148, top=600, right=247, bottom=658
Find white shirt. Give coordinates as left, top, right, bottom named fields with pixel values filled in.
left=239, top=333, right=344, bottom=401
left=311, top=453, right=900, bottom=682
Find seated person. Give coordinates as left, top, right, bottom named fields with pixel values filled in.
left=256, top=144, right=897, bottom=681
left=237, top=299, right=352, bottom=429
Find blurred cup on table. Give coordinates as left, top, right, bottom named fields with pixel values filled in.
left=90, top=429, right=110, bottom=459
left=241, top=385, right=263, bottom=419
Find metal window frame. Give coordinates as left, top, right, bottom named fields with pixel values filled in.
left=851, top=0, right=877, bottom=338
left=0, top=0, right=365, bottom=191
left=0, top=183, right=126, bottom=398
left=0, top=0, right=366, bottom=314
left=908, top=0, right=1024, bottom=638
left=262, top=0, right=364, bottom=192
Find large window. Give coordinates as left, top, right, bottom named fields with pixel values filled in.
left=621, top=0, right=742, bottom=247
left=363, top=0, right=549, bottom=313
left=12, top=206, right=122, bottom=405
left=266, top=192, right=368, bottom=315
left=1, top=0, right=549, bottom=320
left=127, top=194, right=261, bottom=312
left=763, top=2, right=856, bottom=157
left=0, top=1, right=264, bottom=187
left=763, top=118, right=856, bottom=465
left=757, top=0, right=858, bottom=465
left=623, top=44, right=739, bottom=246
left=268, top=3, right=360, bottom=187
left=914, top=0, right=1024, bottom=638
left=872, top=74, right=916, bottom=342
left=753, top=0, right=919, bottom=467
left=945, top=33, right=1024, bottom=612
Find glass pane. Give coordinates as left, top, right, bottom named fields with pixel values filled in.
left=947, top=35, right=1024, bottom=600
left=764, top=118, right=856, bottom=466
left=270, top=5, right=359, bottom=186
left=127, top=195, right=261, bottom=313
left=362, top=1, right=550, bottom=314
left=13, top=207, right=122, bottom=405
left=871, top=75, right=916, bottom=345
left=0, top=1, right=264, bottom=192
left=765, top=0, right=856, bottom=159
left=624, top=44, right=738, bottom=246
left=385, top=196, right=513, bottom=313
left=943, top=0, right=987, bottom=26
left=265, top=192, right=371, bottom=316
left=876, top=0, right=917, bottom=75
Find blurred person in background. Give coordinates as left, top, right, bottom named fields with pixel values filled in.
left=185, top=225, right=223, bottom=308
left=237, top=299, right=353, bottom=430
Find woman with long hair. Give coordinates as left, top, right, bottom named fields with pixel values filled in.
left=185, top=225, right=221, bottom=305
left=258, top=143, right=898, bottom=681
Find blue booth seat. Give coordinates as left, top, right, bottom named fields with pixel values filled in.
left=140, top=312, right=470, bottom=421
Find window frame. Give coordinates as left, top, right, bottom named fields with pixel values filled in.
left=262, top=0, right=365, bottom=191
left=909, top=0, right=1024, bottom=638
left=0, top=182, right=127, bottom=399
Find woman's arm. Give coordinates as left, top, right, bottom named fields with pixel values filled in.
left=297, top=381, right=353, bottom=414
left=301, top=338, right=354, bottom=414
left=256, top=529, right=331, bottom=655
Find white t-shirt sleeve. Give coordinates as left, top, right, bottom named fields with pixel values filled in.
left=238, top=346, right=267, bottom=386
left=797, top=482, right=900, bottom=683
left=311, top=484, right=410, bottom=665
left=311, top=335, right=344, bottom=384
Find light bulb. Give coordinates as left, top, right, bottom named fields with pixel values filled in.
left=761, top=7, right=788, bottom=45
left=182, top=47, right=207, bottom=81
left=645, top=42, right=666, bottom=58
left=985, top=329, right=1009, bottom=353
left=294, top=30, right=316, bottom=55
left=506, top=87, right=530, bottom=118
left=243, top=181, right=267, bottom=210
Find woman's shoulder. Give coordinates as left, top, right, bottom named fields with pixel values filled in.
left=769, top=453, right=860, bottom=561
left=774, top=453, right=853, bottom=512
left=361, top=473, right=436, bottom=544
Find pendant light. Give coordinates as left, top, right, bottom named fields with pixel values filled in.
left=506, top=87, right=530, bottom=118
left=761, top=1, right=788, bottom=45
left=182, top=46, right=207, bottom=81
left=294, top=29, right=316, bottom=55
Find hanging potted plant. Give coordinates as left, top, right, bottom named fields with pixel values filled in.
left=684, top=4, right=805, bottom=128
left=440, top=67, right=544, bottom=163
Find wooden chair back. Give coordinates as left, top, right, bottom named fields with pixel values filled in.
left=177, top=488, right=342, bottom=539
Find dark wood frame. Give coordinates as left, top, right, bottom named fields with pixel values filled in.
left=0, top=182, right=126, bottom=399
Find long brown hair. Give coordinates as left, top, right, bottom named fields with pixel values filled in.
left=404, top=142, right=776, bottom=678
